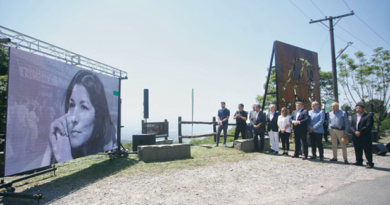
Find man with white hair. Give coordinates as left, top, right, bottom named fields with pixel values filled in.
left=266, top=104, right=280, bottom=155
left=328, top=102, right=350, bottom=164
left=308, top=101, right=325, bottom=161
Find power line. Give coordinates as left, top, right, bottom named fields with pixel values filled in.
left=319, top=34, right=329, bottom=54
left=343, top=0, right=390, bottom=47
left=288, top=0, right=311, bottom=20
left=342, top=0, right=352, bottom=11
left=355, top=14, right=390, bottom=47
left=311, top=0, right=326, bottom=17
left=336, top=25, right=374, bottom=50
left=288, top=0, right=360, bottom=51
left=289, top=0, right=360, bottom=51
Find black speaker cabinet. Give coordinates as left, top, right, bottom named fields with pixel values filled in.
left=143, top=89, right=149, bottom=119
left=372, top=143, right=388, bottom=156
left=132, top=134, right=155, bottom=152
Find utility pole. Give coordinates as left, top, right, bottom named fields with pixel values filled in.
left=310, top=11, right=354, bottom=102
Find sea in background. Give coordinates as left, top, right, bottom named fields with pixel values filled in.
left=121, top=124, right=218, bottom=144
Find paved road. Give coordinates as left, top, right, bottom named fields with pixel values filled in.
left=298, top=174, right=390, bottom=205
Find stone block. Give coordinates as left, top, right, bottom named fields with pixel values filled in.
left=234, top=139, right=254, bottom=152
left=263, top=136, right=271, bottom=152
left=138, top=144, right=191, bottom=162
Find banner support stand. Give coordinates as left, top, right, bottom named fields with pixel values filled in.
left=108, top=73, right=130, bottom=160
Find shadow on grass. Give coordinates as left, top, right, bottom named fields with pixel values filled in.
left=0, top=156, right=138, bottom=205
left=189, top=144, right=214, bottom=149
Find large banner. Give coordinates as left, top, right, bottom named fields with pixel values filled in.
left=5, top=48, right=119, bottom=176
left=274, top=41, right=321, bottom=112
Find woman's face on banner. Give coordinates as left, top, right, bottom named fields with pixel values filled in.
left=67, top=84, right=95, bottom=149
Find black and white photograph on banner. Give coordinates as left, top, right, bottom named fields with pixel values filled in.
left=5, top=48, right=119, bottom=176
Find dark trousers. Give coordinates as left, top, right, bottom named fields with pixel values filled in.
left=310, top=132, right=324, bottom=158
left=280, top=131, right=290, bottom=151
left=353, top=135, right=373, bottom=165
left=234, top=126, right=247, bottom=140
left=216, top=124, right=228, bottom=145
left=323, top=124, right=329, bottom=142
left=253, top=131, right=265, bottom=152
left=247, top=123, right=253, bottom=138
left=294, top=131, right=308, bottom=157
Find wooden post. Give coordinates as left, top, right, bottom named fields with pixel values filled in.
left=141, top=120, right=145, bottom=134
left=178, top=116, right=182, bottom=143
left=213, top=116, right=217, bottom=143
left=164, top=119, right=168, bottom=141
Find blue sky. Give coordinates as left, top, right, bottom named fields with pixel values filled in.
left=1, top=0, right=389, bottom=139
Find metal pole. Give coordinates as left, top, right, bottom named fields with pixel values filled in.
left=310, top=12, right=354, bottom=102
left=117, top=74, right=121, bottom=152
left=262, top=43, right=276, bottom=110
left=329, top=18, right=339, bottom=102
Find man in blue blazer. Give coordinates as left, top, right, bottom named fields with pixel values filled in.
left=308, top=101, right=325, bottom=161
left=289, top=101, right=310, bottom=159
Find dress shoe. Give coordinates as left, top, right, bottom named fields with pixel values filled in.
left=319, top=157, right=324, bottom=161
left=353, top=162, right=363, bottom=166
left=329, top=158, right=338, bottom=162
left=344, top=160, right=349, bottom=164
left=366, top=162, right=374, bottom=168
left=274, top=151, right=278, bottom=155
left=309, top=156, right=317, bottom=159
left=291, top=155, right=299, bottom=158
left=302, top=156, right=307, bottom=160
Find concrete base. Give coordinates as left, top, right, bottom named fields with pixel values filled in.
left=263, top=136, right=271, bottom=152
left=156, top=139, right=173, bottom=145
left=138, top=144, right=191, bottom=162
left=233, top=136, right=271, bottom=152
left=234, top=139, right=254, bottom=152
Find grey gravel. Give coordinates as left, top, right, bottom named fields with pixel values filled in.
left=1, top=147, right=389, bottom=205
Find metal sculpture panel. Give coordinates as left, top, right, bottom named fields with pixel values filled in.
left=275, top=41, right=320, bottom=112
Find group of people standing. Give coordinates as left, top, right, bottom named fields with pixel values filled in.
left=215, top=101, right=375, bottom=168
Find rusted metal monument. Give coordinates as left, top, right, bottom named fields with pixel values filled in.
left=262, top=41, right=321, bottom=112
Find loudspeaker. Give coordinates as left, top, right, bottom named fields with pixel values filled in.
left=372, top=143, right=388, bottom=156
left=132, top=134, right=156, bottom=152
left=144, top=89, right=149, bottom=119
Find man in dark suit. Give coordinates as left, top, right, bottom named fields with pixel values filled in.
left=250, top=104, right=266, bottom=152
left=289, top=101, right=310, bottom=160
left=266, top=104, right=280, bottom=155
left=323, top=112, right=329, bottom=142
left=350, top=104, right=374, bottom=168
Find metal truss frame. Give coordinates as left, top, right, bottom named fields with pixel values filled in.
left=0, top=25, right=127, bottom=79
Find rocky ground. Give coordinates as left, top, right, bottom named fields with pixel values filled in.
left=2, top=146, right=390, bottom=205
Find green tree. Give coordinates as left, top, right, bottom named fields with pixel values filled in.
left=256, top=67, right=276, bottom=108
left=337, top=47, right=390, bottom=133
left=319, top=68, right=334, bottom=104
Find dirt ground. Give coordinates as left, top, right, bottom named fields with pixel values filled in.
left=1, top=145, right=390, bottom=205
